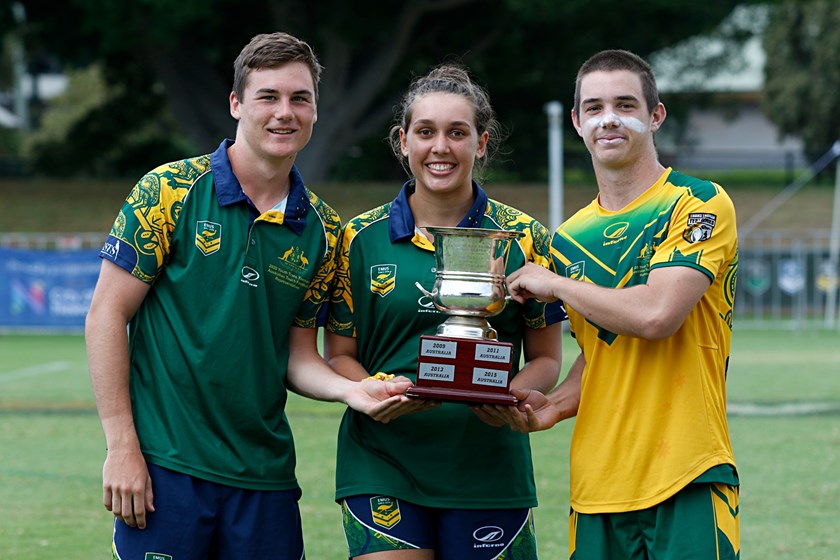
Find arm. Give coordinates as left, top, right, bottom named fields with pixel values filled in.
left=85, top=260, right=154, bottom=529
left=509, top=351, right=585, bottom=433
left=287, top=327, right=433, bottom=423
left=323, top=330, right=371, bottom=382
left=471, top=321, right=563, bottom=427
left=508, top=263, right=710, bottom=339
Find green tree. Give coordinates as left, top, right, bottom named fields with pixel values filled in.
left=763, top=0, right=840, bottom=162
left=3, top=0, right=750, bottom=181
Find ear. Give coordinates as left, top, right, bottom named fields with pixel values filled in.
left=649, top=102, right=666, bottom=132
left=399, top=128, right=409, bottom=157
left=570, top=107, right=583, bottom=137
left=475, top=130, right=489, bottom=159
left=229, top=92, right=240, bottom=120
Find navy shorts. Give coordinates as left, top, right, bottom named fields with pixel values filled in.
left=341, top=494, right=538, bottom=560
left=112, top=463, right=304, bottom=560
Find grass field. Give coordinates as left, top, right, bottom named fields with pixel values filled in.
left=1, top=329, right=839, bottom=559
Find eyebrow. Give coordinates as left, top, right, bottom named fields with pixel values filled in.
left=254, top=87, right=314, bottom=97
left=582, top=94, right=640, bottom=105
left=412, top=118, right=472, bottom=127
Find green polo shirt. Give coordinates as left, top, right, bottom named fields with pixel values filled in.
left=328, top=180, right=558, bottom=508
left=99, top=139, right=340, bottom=490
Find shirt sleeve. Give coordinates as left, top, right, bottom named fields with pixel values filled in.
left=650, top=183, right=737, bottom=282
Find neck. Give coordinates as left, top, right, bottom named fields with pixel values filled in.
left=408, top=184, right=476, bottom=231
left=593, top=157, right=666, bottom=212
left=228, top=143, right=294, bottom=213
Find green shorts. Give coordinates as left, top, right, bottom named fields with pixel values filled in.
left=570, top=482, right=739, bottom=560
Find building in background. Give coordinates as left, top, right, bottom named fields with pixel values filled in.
left=651, top=5, right=806, bottom=172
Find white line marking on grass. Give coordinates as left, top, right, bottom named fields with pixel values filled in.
left=728, top=401, right=840, bottom=416
left=0, top=361, right=73, bottom=383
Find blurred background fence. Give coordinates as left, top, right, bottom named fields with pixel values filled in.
left=3, top=227, right=839, bottom=333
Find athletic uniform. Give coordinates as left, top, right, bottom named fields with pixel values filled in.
left=552, top=168, right=739, bottom=559
left=328, top=180, right=561, bottom=559
left=99, top=139, right=339, bottom=559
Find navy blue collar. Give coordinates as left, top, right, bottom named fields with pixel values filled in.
left=388, top=179, right=488, bottom=243
left=209, top=139, right=309, bottom=234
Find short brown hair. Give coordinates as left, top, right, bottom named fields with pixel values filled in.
left=232, top=32, right=323, bottom=101
left=573, top=49, right=659, bottom=118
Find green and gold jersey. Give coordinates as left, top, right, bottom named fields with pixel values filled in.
left=553, top=168, right=738, bottom=513
left=328, top=180, right=557, bottom=508
left=99, top=139, right=340, bottom=491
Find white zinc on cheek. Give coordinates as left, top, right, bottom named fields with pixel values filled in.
left=583, top=112, right=649, bottom=134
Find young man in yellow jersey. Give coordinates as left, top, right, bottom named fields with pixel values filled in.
left=506, top=49, right=739, bottom=560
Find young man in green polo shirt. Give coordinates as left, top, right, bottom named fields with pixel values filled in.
left=85, top=32, right=414, bottom=560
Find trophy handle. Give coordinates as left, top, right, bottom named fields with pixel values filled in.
left=415, top=281, right=436, bottom=299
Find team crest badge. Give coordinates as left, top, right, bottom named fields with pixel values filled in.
left=370, top=496, right=401, bottom=529
left=682, top=213, right=717, bottom=243
left=280, top=246, right=309, bottom=269
left=566, top=261, right=585, bottom=281
left=195, top=221, right=221, bottom=256
left=370, top=264, right=397, bottom=297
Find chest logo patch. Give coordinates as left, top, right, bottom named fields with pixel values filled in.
left=195, top=221, right=221, bottom=256
left=370, top=264, right=397, bottom=297
left=566, top=261, right=585, bottom=281
left=370, top=496, right=401, bottom=529
left=280, top=246, right=309, bottom=269
left=683, top=213, right=717, bottom=243
left=603, top=221, right=630, bottom=246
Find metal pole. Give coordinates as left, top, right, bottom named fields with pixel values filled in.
left=10, top=2, right=29, bottom=132
left=825, top=140, right=840, bottom=328
left=544, top=101, right=564, bottom=232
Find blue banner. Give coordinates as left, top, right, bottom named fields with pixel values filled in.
left=0, top=247, right=101, bottom=330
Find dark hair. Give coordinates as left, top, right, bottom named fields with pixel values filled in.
left=388, top=64, right=502, bottom=181
left=232, top=32, right=323, bottom=101
left=573, top=49, right=660, bottom=118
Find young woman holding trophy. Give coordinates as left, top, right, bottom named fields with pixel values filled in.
left=324, top=64, right=564, bottom=560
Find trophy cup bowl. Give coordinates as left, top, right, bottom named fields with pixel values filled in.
left=408, top=227, right=524, bottom=405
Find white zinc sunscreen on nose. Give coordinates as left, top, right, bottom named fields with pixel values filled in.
left=585, top=112, right=648, bottom=133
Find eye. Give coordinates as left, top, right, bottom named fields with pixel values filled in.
left=417, top=128, right=434, bottom=137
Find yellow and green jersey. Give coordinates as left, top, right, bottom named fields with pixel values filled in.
left=99, top=139, right=340, bottom=491
left=328, top=180, right=560, bottom=508
left=554, top=168, right=738, bottom=513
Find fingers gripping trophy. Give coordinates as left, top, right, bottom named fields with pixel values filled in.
left=409, top=226, right=523, bottom=405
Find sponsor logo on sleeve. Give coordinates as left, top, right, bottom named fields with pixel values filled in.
left=682, top=213, right=717, bottom=243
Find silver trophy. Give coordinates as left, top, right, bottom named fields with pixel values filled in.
left=410, top=226, right=524, bottom=404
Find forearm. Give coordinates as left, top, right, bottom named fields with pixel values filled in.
left=510, top=355, right=562, bottom=394
left=287, top=353, right=357, bottom=402
left=545, top=352, right=584, bottom=423
left=556, top=278, right=654, bottom=337
left=85, top=309, right=141, bottom=452
left=326, top=352, right=370, bottom=382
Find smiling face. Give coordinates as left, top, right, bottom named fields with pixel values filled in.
left=229, top=62, right=317, bottom=164
left=572, top=69, right=665, bottom=170
left=399, top=92, right=488, bottom=196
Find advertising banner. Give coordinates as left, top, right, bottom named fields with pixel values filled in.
left=0, top=248, right=101, bottom=330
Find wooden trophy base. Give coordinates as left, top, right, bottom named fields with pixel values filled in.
left=406, top=334, right=517, bottom=405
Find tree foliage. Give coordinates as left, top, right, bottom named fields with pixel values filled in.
left=763, top=0, right=840, bottom=162
left=4, top=0, right=748, bottom=181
